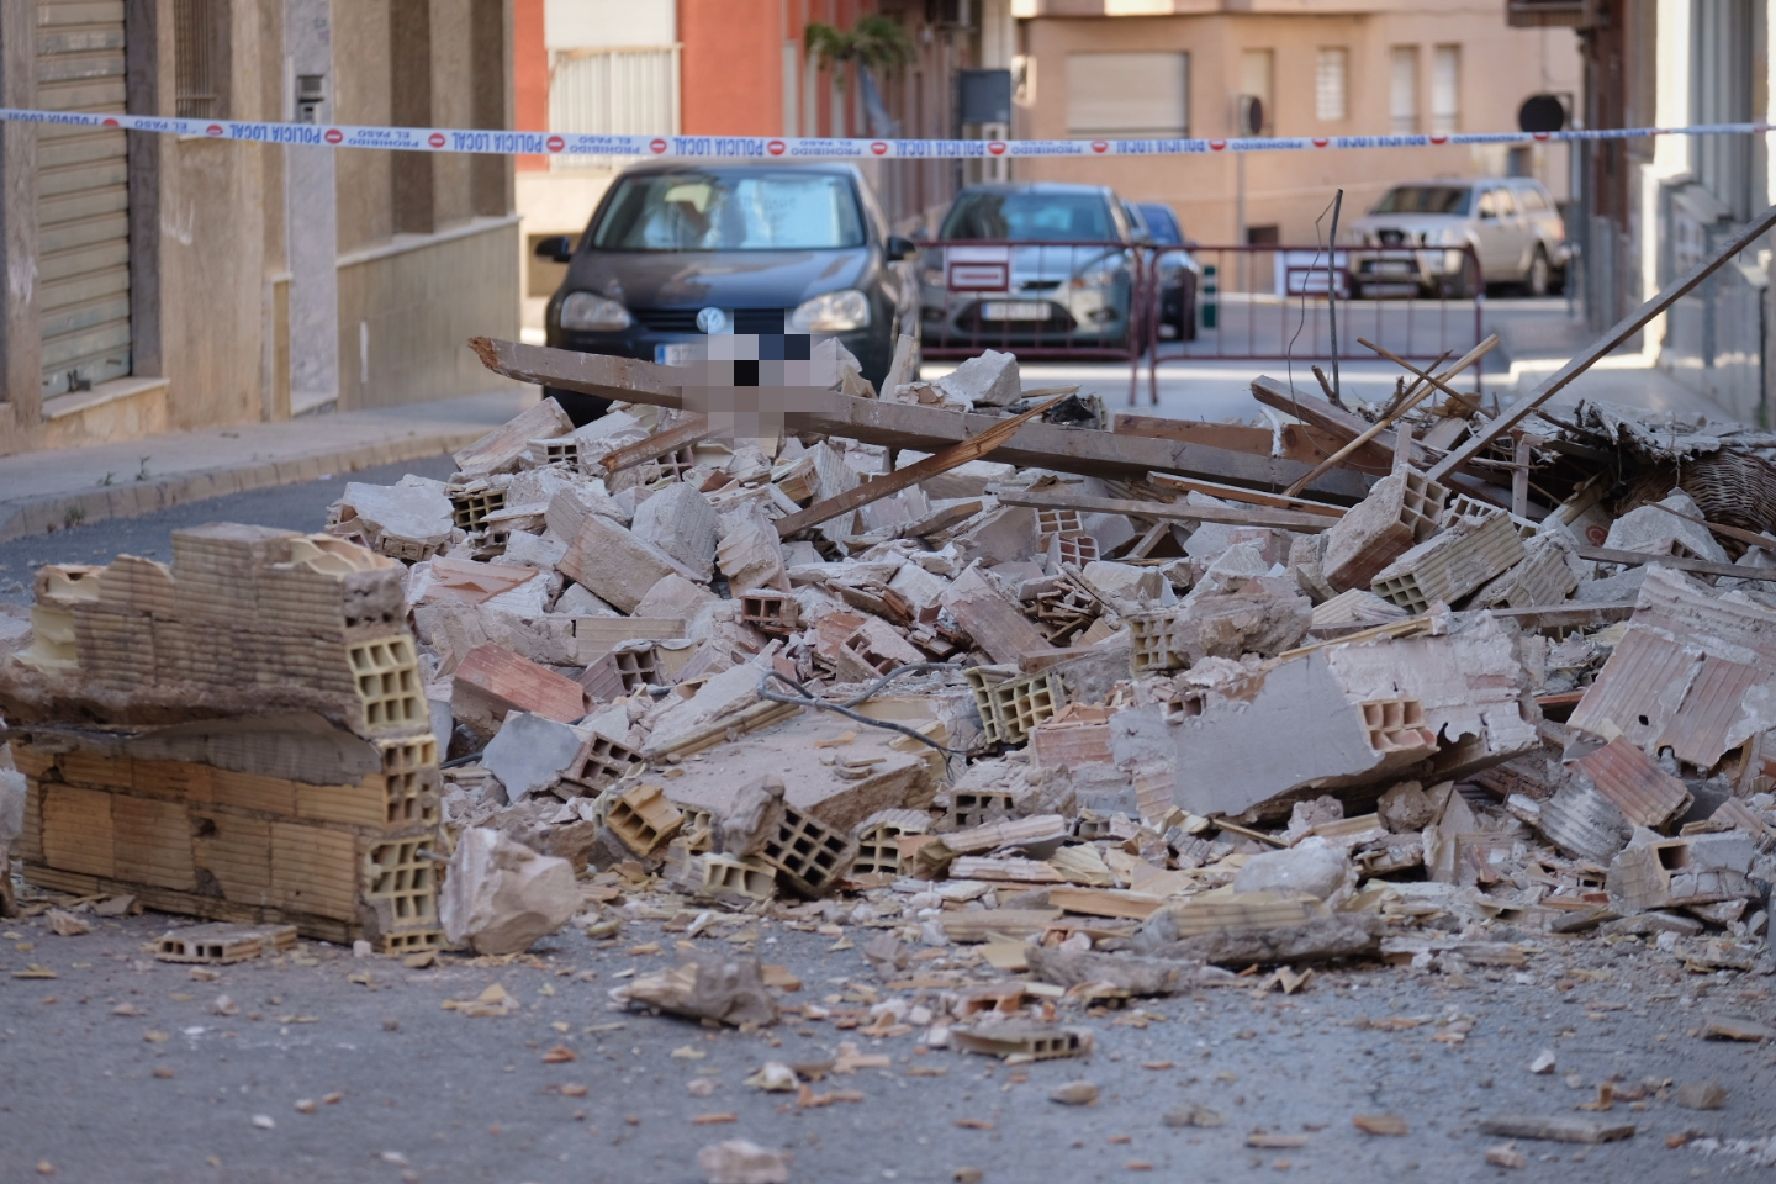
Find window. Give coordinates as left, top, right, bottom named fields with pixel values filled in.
left=1518, top=184, right=1550, bottom=211
left=1065, top=52, right=1188, bottom=136
left=1374, top=184, right=1472, bottom=215
left=1238, top=49, right=1273, bottom=134
left=550, top=47, right=682, bottom=171
left=1431, top=45, right=1460, bottom=134
left=1389, top=46, right=1419, bottom=135
left=174, top=0, right=227, bottom=118
left=590, top=171, right=865, bottom=251
left=1315, top=48, right=1348, bottom=122
left=940, top=191, right=1116, bottom=242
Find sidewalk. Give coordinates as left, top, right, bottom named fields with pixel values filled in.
left=0, top=389, right=532, bottom=542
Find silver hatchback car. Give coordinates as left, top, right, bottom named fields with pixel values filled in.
left=919, top=183, right=1139, bottom=353
left=1345, top=177, right=1570, bottom=298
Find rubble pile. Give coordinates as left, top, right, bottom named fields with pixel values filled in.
left=3, top=340, right=1776, bottom=1052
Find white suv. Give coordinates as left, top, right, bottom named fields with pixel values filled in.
left=1346, top=177, right=1570, bottom=298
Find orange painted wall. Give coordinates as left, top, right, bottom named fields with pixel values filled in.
left=514, top=0, right=548, bottom=169
left=678, top=0, right=784, bottom=136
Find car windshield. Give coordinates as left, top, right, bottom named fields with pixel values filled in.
left=1135, top=205, right=1183, bottom=245
left=1372, top=185, right=1474, bottom=216
left=940, top=191, right=1116, bottom=242
left=589, top=171, right=865, bottom=251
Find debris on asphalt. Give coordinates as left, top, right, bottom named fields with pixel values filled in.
left=3, top=334, right=1776, bottom=1147
left=697, top=1139, right=792, bottom=1184
left=437, top=826, right=578, bottom=955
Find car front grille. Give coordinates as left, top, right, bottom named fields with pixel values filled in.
left=631, top=307, right=789, bottom=334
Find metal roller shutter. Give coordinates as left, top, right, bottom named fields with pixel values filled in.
left=36, top=0, right=132, bottom=398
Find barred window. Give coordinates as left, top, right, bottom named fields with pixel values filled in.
left=174, top=0, right=226, bottom=119
left=1315, top=48, right=1348, bottom=122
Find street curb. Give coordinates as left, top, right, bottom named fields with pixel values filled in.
left=0, top=428, right=486, bottom=544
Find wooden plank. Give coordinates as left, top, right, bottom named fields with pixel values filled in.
left=1428, top=203, right=1776, bottom=483
left=468, top=339, right=1363, bottom=493
left=1575, top=545, right=1776, bottom=583
left=1281, top=334, right=1499, bottom=497
left=1115, top=412, right=1384, bottom=489
left=1046, top=886, right=1166, bottom=920
left=1250, top=377, right=1425, bottom=467
left=995, top=490, right=1338, bottom=532
left=600, top=413, right=712, bottom=475
left=775, top=395, right=1066, bottom=538
left=1146, top=472, right=1344, bottom=516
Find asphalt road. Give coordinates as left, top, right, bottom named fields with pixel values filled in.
left=3, top=906, right=1775, bottom=1184
left=0, top=455, right=459, bottom=608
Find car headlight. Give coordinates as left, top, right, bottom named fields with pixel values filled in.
left=1071, top=257, right=1122, bottom=290
left=558, top=292, right=632, bottom=332
left=788, top=289, right=870, bottom=333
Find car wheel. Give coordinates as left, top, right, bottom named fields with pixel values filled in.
left=1525, top=247, right=1552, bottom=297
left=546, top=387, right=613, bottom=427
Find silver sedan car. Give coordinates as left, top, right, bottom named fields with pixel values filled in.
left=919, top=183, right=1140, bottom=353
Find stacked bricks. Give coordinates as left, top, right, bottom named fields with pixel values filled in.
left=1126, top=608, right=1192, bottom=674
left=1320, top=468, right=1448, bottom=593
left=1441, top=493, right=1539, bottom=540
left=1471, top=533, right=1580, bottom=610
left=1359, top=699, right=1437, bottom=755
left=757, top=803, right=854, bottom=896
left=739, top=590, right=800, bottom=637
left=851, top=809, right=932, bottom=876
left=966, top=667, right=1067, bottom=747
left=12, top=526, right=447, bottom=951
left=1370, top=512, right=1526, bottom=612
left=446, top=478, right=506, bottom=533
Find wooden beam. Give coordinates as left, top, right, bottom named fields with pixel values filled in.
left=994, top=490, right=1339, bottom=532
left=1281, top=335, right=1499, bottom=497
left=1427, top=203, right=1776, bottom=482
left=1250, top=376, right=1425, bottom=468
left=1147, top=472, right=1344, bottom=516
left=600, top=413, right=712, bottom=474
left=774, top=395, right=1065, bottom=537
left=469, top=338, right=1365, bottom=493
left=1575, top=545, right=1776, bottom=583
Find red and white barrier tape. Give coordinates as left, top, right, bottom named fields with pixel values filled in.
left=2, top=108, right=1768, bottom=159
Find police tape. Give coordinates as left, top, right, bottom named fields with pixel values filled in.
left=1, top=107, right=1770, bottom=159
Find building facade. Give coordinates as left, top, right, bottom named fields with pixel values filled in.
left=515, top=0, right=1015, bottom=325
left=1538, top=0, right=1774, bottom=425
left=1008, top=0, right=1579, bottom=252
left=0, top=0, right=520, bottom=458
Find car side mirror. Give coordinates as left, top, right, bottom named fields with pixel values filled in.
left=534, top=235, right=575, bottom=262
left=885, top=235, right=917, bottom=261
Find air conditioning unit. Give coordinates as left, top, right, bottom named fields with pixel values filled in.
left=927, top=0, right=974, bottom=29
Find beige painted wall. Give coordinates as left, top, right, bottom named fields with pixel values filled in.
left=336, top=218, right=521, bottom=411
left=333, top=3, right=395, bottom=254
left=1016, top=4, right=1579, bottom=246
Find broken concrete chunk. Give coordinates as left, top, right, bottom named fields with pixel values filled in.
left=936, top=349, right=1020, bottom=408
left=481, top=712, right=589, bottom=803
left=454, top=398, right=573, bottom=478
left=1321, top=469, right=1448, bottom=592
left=631, top=482, right=719, bottom=581
left=1604, top=490, right=1730, bottom=565
left=1232, top=841, right=1352, bottom=902
left=438, top=828, right=579, bottom=955
left=331, top=476, right=455, bottom=561
left=559, top=512, right=697, bottom=614
left=717, top=507, right=791, bottom=593
left=1607, top=829, right=1757, bottom=913
left=621, top=953, right=778, bottom=1026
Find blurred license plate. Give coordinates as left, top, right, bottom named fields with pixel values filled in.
left=654, top=343, right=699, bottom=365
left=1372, top=259, right=1415, bottom=275
left=981, top=301, right=1050, bottom=321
